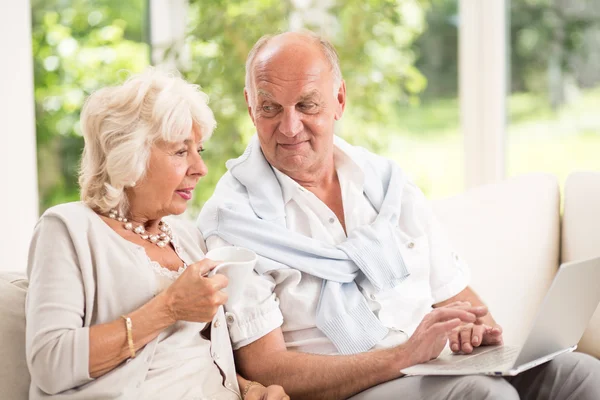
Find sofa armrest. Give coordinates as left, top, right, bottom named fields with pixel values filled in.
left=562, top=171, right=600, bottom=358
left=0, top=272, right=30, bottom=400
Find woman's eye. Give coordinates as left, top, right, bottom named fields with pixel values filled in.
left=176, top=149, right=188, bottom=156
left=197, top=148, right=205, bottom=155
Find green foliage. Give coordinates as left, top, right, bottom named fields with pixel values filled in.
left=32, top=0, right=149, bottom=212
left=33, top=0, right=598, bottom=213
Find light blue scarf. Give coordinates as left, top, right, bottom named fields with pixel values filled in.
left=200, top=135, right=410, bottom=354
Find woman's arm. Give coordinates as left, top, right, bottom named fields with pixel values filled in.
left=26, top=214, right=226, bottom=394
left=89, top=257, right=228, bottom=377
left=88, top=291, right=174, bottom=377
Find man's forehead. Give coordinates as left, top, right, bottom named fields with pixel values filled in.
left=256, top=87, right=321, bottom=101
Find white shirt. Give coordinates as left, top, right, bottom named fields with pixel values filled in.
left=206, top=146, right=470, bottom=355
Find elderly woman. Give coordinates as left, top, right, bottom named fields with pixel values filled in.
left=25, top=69, right=288, bottom=400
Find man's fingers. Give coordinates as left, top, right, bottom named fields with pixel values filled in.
left=471, top=324, right=486, bottom=347
left=467, top=305, right=489, bottom=318
left=459, top=325, right=473, bottom=353
left=432, top=318, right=462, bottom=335
left=428, top=308, right=477, bottom=327
left=482, top=325, right=504, bottom=345
left=443, top=301, right=472, bottom=309
left=449, top=329, right=461, bottom=353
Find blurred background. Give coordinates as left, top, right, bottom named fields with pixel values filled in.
left=1, top=0, right=599, bottom=268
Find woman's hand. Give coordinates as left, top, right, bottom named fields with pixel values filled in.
left=245, top=382, right=290, bottom=400
left=163, top=258, right=229, bottom=323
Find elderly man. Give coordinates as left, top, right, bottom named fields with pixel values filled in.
left=198, top=31, right=600, bottom=399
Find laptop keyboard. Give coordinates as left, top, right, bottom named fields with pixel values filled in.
left=426, top=345, right=521, bottom=371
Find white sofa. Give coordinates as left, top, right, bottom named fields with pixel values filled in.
left=1, top=172, right=598, bottom=399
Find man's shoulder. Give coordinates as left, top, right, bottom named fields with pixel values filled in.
left=197, top=171, right=252, bottom=229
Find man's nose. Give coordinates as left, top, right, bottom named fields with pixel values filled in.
left=279, top=107, right=303, bottom=137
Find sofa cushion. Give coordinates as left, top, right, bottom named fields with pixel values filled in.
left=432, top=173, right=560, bottom=346
left=562, top=171, right=600, bottom=358
left=0, top=272, right=30, bottom=400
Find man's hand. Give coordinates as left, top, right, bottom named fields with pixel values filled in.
left=403, top=302, right=489, bottom=366
left=447, top=302, right=504, bottom=354
left=244, top=383, right=289, bottom=400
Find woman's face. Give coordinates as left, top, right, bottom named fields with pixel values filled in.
left=126, top=129, right=207, bottom=221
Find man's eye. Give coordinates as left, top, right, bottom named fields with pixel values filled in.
left=298, top=103, right=317, bottom=112
left=262, top=104, right=278, bottom=113
left=176, top=149, right=188, bottom=156
left=197, top=148, right=205, bottom=155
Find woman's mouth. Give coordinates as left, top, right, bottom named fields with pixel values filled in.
left=175, top=189, right=193, bottom=200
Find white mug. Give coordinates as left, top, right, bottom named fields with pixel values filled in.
left=204, top=246, right=258, bottom=296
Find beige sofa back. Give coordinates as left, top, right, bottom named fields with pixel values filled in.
left=432, top=173, right=561, bottom=346
left=0, top=273, right=30, bottom=399
left=562, top=171, right=600, bottom=358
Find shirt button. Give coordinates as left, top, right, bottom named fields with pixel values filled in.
left=136, top=382, right=142, bottom=388
left=407, top=241, right=415, bottom=249
left=370, top=294, right=376, bottom=300
left=213, top=319, right=221, bottom=328
left=226, top=382, right=233, bottom=388
left=328, top=217, right=335, bottom=224
left=226, top=313, right=235, bottom=324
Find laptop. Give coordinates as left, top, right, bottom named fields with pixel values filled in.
left=401, top=256, right=600, bottom=376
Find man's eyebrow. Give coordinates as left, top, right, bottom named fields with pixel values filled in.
left=257, top=89, right=274, bottom=99
left=297, top=90, right=320, bottom=102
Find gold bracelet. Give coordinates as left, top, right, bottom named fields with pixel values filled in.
left=242, top=381, right=263, bottom=398
left=120, top=315, right=136, bottom=359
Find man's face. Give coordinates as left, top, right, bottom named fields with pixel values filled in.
left=245, top=39, right=346, bottom=179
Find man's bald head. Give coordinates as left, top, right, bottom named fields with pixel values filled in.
left=244, top=31, right=342, bottom=106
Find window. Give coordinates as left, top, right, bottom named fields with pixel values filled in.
left=508, top=0, right=600, bottom=187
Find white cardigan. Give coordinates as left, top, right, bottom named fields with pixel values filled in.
left=25, top=202, right=240, bottom=399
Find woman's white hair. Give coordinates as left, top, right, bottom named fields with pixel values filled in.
left=79, top=67, right=216, bottom=215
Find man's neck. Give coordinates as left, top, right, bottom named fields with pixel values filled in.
left=288, top=158, right=347, bottom=234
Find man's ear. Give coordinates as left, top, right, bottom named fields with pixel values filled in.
left=244, top=88, right=256, bottom=125
left=334, top=80, right=346, bottom=121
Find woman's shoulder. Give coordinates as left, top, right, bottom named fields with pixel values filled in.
left=39, top=201, right=97, bottom=225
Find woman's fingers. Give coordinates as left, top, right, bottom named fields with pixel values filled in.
left=208, top=273, right=229, bottom=291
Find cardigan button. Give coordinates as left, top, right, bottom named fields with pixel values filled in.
left=407, top=241, right=415, bottom=249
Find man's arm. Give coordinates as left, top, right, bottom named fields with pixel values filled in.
left=234, top=305, right=486, bottom=400
left=434, top=286, right=504, bottom=353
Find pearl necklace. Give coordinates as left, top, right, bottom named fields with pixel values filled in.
left=107, top=210, right=174, bottom=248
